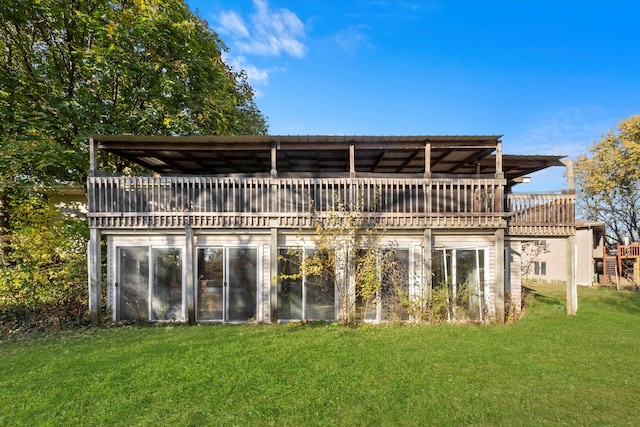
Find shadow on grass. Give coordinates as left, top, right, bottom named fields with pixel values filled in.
left=523, top=285, right=564, bottom=308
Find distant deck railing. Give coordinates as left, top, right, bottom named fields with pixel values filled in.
left=87, top=176, right=507, bottom=229
left=617, top=243, right=640, bottom=258
left=507, top=193, right=575, bottom=236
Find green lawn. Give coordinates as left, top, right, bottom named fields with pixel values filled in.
left=2, top=284, right=640, bottom=426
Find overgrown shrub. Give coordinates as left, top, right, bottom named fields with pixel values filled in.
left=0, top=193, right=89, bottom=333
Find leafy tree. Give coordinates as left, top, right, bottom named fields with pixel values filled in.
left=0, top=191, right=88, bottom=329
left=293, top=196, right=393, bottom=324
left=1, top=0, right=267, bottom=189
left=0, top=0, right=268, bottom=327
left=575, top=114, right=640, bottom=245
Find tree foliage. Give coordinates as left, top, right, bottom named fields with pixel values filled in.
left=0, top=192, right=89, bottom=331
left=575, top=114, right=640, bottom=244
left=0, top=0, right=268, bottom=329
left=280, top=196, right=392, bottom=325
left=1, top=0, right=267, bottom=188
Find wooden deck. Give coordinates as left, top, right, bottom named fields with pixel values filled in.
left=507, top=193, right=575, bottom=236
left=87, top=176, right=574, bottom=234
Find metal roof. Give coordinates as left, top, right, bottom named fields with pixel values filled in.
left=90, top=134, right=566, bottom=184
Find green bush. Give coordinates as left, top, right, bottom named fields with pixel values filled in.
left=0, top=193, right=89, bottom=333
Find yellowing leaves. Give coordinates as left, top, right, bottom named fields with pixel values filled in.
left=134, top=0, right=147, bottom=12
left=106, top=20, right=116, bottom=35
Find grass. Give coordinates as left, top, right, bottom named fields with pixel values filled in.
left=1, top=284, right=640, bottom=426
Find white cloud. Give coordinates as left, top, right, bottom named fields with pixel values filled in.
left=218, top=0, right=306, bottom=58
left=335, top=25, right=372, bottom=55
left=218, top=11, right=250, bottom=39
left=215, top=0, right=306, bottom=93
left=229, top=55, right=271, bottom=86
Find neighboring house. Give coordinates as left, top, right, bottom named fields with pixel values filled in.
left=86, top=135, right=576, bottom=324
left=46, top=185, right=88, bottom=217
left=520, top=221, right=605, bottom=286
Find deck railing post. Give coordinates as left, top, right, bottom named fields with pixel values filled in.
left=88, top=228, right=102, bottom=324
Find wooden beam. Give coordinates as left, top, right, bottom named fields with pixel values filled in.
left=349, top=143, right=356, bottom=178
left=185, top=225, right=195, bottom=324
left=494, top=228, right=505, bottom=323
left=495, top=140, right=504, bottom=179
left=561, top=158, right=575, bottom=192
left=88, top=228, right=102, bottom=324
left=89, top=137, right=96, bottom=177
left=566, top=234, right=578, bottom=315
left=270, top=228, right=279, bottom=323
left=271, top=142, right=277, bottom=178
left=423, top=229, right=432, bottom=292
left=424, top=143, right=432, bottom=178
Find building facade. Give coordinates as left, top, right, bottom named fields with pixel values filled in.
left=86, top=135, right=577, bottom=324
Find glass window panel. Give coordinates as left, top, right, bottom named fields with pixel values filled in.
left=278, top=249, right=303, bottom=320
left=305, top=274, right=335, bottom=320
left=432, top=249, right=452, bottom=288
left=228, top=247, right=257, bottom=321
left=118, top=247, right=149, bottom=321
left=197, top=248, right=224, bottom=321
left=305, top=250, right=335, bottom=321
left=151, top=248, right=183, bottom=321
left=381, top=249, right=410, bottom=321
left=455, top=249, right=478, bottom=290
left=355, top=249, right=377, bottom=321
left=455, top=249, right=483, bottom=321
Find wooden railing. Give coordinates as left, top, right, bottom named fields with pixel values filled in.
left=618, top=243, right=640, bottom=258
left=507, top=193, right=575, bottom=236
left=87, top=176, right=506, bottom=229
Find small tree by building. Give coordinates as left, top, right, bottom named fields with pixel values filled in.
left=521, top=240, right=550, bottom=282
left=280, top=194, right=393, bottom=324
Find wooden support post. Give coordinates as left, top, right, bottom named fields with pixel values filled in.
left=561, top=158, right=575, bottom=193
left=88, top=228, right=102, bottom=324
left=270, top=228, right=279, bottom=323
left=89, top=137, right=96, bottom=177
left=423, top=228, right=432, bottom=297
left=271, top=141, right=277, bottom=178
left=185, top=224, right=195, bottom=324
left=495, top=228, right=505, bottom=323
left=566, top=234, right=578, bottom=315
left=349, top=143, right=356, bottom=178
left=495, top=140, right=504, bottom=179
left=424, top=143, right=432, bottom=178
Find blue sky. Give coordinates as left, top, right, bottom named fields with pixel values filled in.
left=186, top=0, right=640, bottom=191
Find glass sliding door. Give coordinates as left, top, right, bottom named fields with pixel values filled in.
left=116, top=246, right=184, bottom=322
left=380, top=249, right=410, bottom=322
left=432, top=247, right=486, bottom=321
left=277, top=247, right=336, bottom=322
left=196, top=247, right=258, bottom=322
left=151, top=248, right=183, bottom=321
left=305, top=270, right=335, bottom=321
left=227, top=248, right=258, bottom=321
left=197, top=248, right=224, bottom=321
left=118, top=247, right=149, bottom=321
left=278, top=249, right=303, bottom=320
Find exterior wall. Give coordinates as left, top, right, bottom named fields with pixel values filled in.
left=521, top=237, right=567, bottom=283
left=521, top=231, right=598, bottom=286
left=104, top=228, right=508, bottom=323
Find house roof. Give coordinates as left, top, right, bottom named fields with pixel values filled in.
left=90, top=134, right=566, bottom=184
